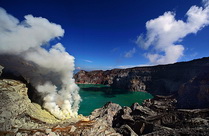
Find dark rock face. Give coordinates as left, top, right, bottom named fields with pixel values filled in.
left=0, top=55, right=45, bottom=106
left=74, top=57, right=209, bottom=108
left=91, top=96, right=209, bottom=136
left=177, top=72, right=209, bottom=109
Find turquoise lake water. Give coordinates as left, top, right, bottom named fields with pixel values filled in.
left=78, top=84, right=153, bottom=116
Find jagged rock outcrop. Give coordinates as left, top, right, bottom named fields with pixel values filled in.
left=91, top=96, right=209, bottom=135
left=74, top=57, right=209, bottom=108
left=89, top=102, right=122, bottom=126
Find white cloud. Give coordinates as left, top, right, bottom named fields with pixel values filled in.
left=136, top=3, right=209, bottom=65
left=124, top=48, right=136, bottom=58
left=203, top=0, right=209, bottom=7
left=83, top=59, right=93, bottom=63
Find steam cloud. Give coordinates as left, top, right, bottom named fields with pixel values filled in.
left=0, top=7, right=81, bottom=119
left=136, top=1, right=209, bottom=65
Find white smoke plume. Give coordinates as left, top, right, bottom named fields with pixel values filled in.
left=0, top=7, right=81, bottom=119
left=136, top=1, right=209, bottom=65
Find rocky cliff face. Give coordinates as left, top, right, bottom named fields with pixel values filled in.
left=74, top=57, right=209, bottom=108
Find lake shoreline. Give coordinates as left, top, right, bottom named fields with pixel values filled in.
left=78, top=84, right=153, bottom=116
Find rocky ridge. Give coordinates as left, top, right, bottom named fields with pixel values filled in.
left=74, top=57, right=209, bottom=108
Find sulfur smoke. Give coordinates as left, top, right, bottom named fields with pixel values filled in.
left=0, top=7, right=81, bottom=119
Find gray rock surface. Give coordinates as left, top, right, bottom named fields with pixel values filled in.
left=89, top=102, right=122, bottom=126
left=0, top=79, right=63, bottom=134
left=84, top=95, right=209, bottom=135
left=112, top=96, right=209, bottom=135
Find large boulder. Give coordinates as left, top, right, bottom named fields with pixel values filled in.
left=110, top=96, right=209, bottom=135
left=89, top=102, right=122, bottom=126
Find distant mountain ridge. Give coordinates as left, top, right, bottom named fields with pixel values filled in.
left=74, top=57, right=209, bottom=109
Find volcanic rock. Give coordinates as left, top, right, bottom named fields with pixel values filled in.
left=91, top=96, right=209, bottom=136
left=0, top=79, right=60, bottom=135
left=89, top=102, right=122, bottom=125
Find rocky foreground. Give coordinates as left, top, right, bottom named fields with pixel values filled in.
left=74, top=57, right=209, bottom=109
left=0, top=77, right=209, bottom=136
left=90, top=96, right=209, bottom=135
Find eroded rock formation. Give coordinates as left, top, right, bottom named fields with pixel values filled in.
left=74, top=57, right=209, bottom=108
left=90, top=96, right=209, bottom=135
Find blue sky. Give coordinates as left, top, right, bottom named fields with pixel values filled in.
left=0, top=0, right=209, bottom=70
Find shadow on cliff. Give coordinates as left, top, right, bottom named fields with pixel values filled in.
left=1, top=67, right=44, bottom=106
